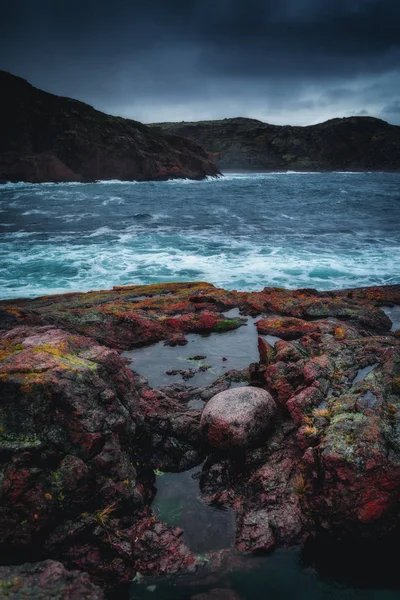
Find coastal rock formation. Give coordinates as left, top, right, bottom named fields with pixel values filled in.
left=0, top=71, right=220, bottom=183
left=0, top=560, right=104, bottom=600
left=0, top=281, right=400, bottom=593
left=151, top=116, right=400, bottom=171
left=200, top=387, right=276, bottom=449
left=0, top=321, right=200, bottom=587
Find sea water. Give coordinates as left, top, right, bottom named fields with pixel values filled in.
left=0, top=172, right=399, bottom=299
left=2, top=172, right=400, bottom=597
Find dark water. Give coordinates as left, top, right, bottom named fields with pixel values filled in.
left=127, top=317, right=400, bottom=600
left=152, top=466, right=236, bottom=555
left=131, top=546, right=400, bottom=600
left=123, top=309, right=262, bottom=389
left=132, top=466, right=400, bottom=600
left=1, top=172, right=400, bottom=299
left=382, top=306, right=400, bottom=331
left=2, top=173, right=400, bottom=598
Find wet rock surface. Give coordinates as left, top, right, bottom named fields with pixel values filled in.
left=200, top=387, right=276, bottom=449
left=0, top=560, right=104, bottom=599
left=0, top=281, right=400, bottom=595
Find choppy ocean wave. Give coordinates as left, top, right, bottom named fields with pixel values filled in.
left=1, top=172, right=399, bottom=299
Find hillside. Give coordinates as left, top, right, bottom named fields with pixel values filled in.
left=0, top=71, right=220, bottom=183
left=150, top=116, right=400, bottom=172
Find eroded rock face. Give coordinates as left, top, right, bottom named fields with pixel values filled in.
left=0, top=324, right=197, bottom=586
left=0, top=560, right=104, bottom=600
left=236, top=508, right=275, bottom=553
left=0, top=281, right=400, bottom=590
left=0, top=326, right=143, bottom=550
left=200, top=387, right=276, bottom=449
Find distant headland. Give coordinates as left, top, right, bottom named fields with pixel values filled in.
left=0, top=71, right=220, bottom=184
left=151, top=116, right=400, bottom=172
left=1, top=70, right=400, bottom=184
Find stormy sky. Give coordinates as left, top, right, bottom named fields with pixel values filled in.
left=1, top=0, right=400, bottom=125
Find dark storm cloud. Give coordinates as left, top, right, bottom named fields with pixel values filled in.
left=1, top=0, right=400, bottom=124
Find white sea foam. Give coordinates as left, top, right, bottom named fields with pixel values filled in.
left=0, top=181, right=89, bottom=189
left=102, top=196, right=125, bottom=206
left=284, top=171, right=322, bottom=174
left=0, top=172, right=383, bottom=193
left=165, top=175, right=221, bottom=184
left=87, top=226, right=114, bottom=237
left=3, top=231, right=41, bottom=238
left=1, top=172, right=399, bottom=300
left=0, top=182, right=38, bottom=189
left=22, top=209, right=52, bottom=216
left=1, top=233, right=399, bottom=300
left=96, top=179, right=141, bottom=185
left=53, top=212, right=101, bottom=223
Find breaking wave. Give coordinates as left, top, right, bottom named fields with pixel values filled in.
left=1, top=172, right=399, bottom=299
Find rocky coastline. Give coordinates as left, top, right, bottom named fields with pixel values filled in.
left=0, top=281, right=400, bottom=598
left=151, top=117, right=400, bottom=172
left=0, top=72, right=220, bottom=184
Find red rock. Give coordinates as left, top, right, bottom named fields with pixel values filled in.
left=0, top=282, right=400, bottom=591
left=131, top=517, right=196, bottom=575
left=201, top=387, right=276, bottom=449
left=256, top=316, right=318, bottom=340
left=0, top=560, right=104, bottom=600
left=236, top=508, right=275, bottom=553
left=258, top=337, right=276, bottom=365
left=263, top=361, right=296, bottom=404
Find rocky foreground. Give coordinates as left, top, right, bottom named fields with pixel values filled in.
left=0, top=282, right=400, bottom=597
left=0, top=71, right=219, bottom=183
left=151, top=116, right=400, bottom=172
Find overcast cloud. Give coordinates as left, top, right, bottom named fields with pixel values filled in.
left=1, top=0, right=399, bottom=125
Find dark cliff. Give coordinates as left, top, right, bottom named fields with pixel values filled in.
left=150, top=116, right=400, bottom=172
left=0, top=71, right=220, bottom=183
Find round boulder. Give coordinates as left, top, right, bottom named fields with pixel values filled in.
left=200, top=386, right=276, bottom=450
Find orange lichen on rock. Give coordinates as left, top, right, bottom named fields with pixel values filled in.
left=0, top=281, right=400, bottom=585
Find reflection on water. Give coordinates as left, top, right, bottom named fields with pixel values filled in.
left=126, top=308, right=400, bottom=600
left=152, top=466, right=236, bottom=555
left=138, top=462, right=400, bottom=600
left=123, top=310, right=263, bottom=388
left=382, top=306, right=400, bottom=331
left=352, top=363, right=379, bottom=385
left=131, top=539, right=400, bottom=600
left=131, top=541, right=400, bottom=600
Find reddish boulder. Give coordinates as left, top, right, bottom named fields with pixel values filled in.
left=200, top=387, right=276, bottom=449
